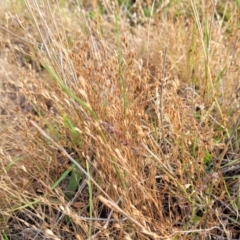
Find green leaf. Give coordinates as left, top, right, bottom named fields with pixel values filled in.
left=192, top=215, right=202, bottom=224
left=215, top=66, right=226, bottom=85
left=237, top=0, right=240, bottom=9
left=143, top=7, right=151, bottom=18
left=66, top=163, right=82, bottom=200
left=204, top=152, right=212, bottom=165
left=51, top=163, right=76, bottom=190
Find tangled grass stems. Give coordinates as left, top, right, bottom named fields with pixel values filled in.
left=1, top=0, right=240, bottom=239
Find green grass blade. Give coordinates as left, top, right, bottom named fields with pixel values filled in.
left=44, top=64, right=98, bottom=119
left=115, top=14, right=127, bottom=118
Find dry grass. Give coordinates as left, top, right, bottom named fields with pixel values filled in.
left=0, top=0, right=240, bottom=239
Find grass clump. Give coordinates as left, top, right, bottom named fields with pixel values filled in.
left=0, top=0, right=240, bottom=239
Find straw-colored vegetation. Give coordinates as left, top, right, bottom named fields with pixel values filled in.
left=0, top=0, right=240, bottom=239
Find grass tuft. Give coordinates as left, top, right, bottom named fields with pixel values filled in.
left=0, top=0, right=240, bottom=239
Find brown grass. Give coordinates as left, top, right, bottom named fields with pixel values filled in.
left=0, top=0, right=240, bottom=239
